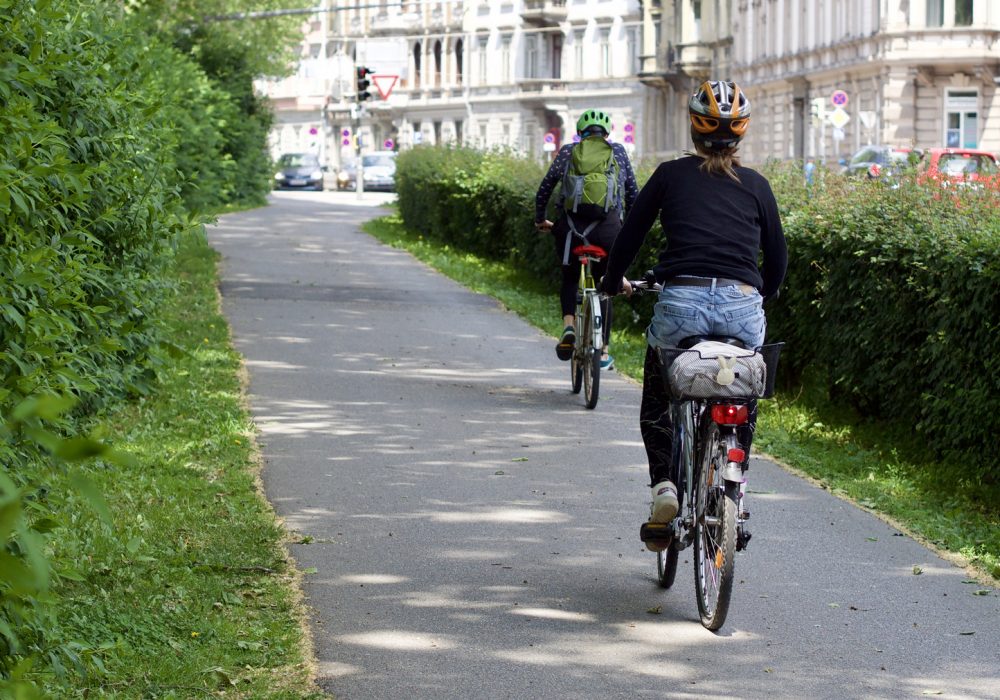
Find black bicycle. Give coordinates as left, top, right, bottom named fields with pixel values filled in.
left=629, top=279, right=783, bottom=630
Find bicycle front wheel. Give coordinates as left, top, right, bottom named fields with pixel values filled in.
left=693, top=421, right=738, bottom=630
left=582, top=296, right=601, bottom=409
left=657, top=546, right=679, bottom=589
left=570, top=345, right=583, bottom=394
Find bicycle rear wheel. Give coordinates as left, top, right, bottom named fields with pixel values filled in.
left=693, top=422, right=738, bottom=630
left=582, top=296, right=600, bottom=409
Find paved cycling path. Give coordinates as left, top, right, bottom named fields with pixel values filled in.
left=211, top=191, right=998, bottom=700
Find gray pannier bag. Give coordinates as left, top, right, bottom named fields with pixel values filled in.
left=665, top=341, right=767, bottom=399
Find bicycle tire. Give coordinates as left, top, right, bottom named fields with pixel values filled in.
left=693, top=421, right=738, bottom=631
left=582, top=296, right=600, bottom=409
left=570, top=344, right=583, bottom=394
left=656, top=546, right=679, bottom=589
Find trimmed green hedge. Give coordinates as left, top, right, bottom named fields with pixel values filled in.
left=0, top=0, right=291, bottom=690
left=395, top=146, right=1000, bottom=484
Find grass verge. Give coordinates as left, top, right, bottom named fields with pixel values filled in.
left=42, top=227, right=323, bottom=698
left=363, top=211, right=998, bottom=584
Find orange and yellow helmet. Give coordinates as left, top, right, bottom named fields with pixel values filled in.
left=688, top=80, right=751, bottom=151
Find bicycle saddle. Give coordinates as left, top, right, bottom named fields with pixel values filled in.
left=677, top=335, right=746, bottom=349
left=572, top=244, right=607, bottom=259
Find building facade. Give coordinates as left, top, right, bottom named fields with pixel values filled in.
left=258, top=0, right=650, bottom=171
left=728, top=0, right=1000, bottom=164
left=260, top=0, right=1000, bottom=169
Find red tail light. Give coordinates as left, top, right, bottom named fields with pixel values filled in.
left=711, top=404, right=749, bottom=425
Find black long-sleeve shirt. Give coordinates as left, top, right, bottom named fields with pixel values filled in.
left=600, top=156, right=787, bottom=300
left=535, top=141, right=639, bottom=222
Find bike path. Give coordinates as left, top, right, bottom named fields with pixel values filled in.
left=210, top=192, right=998, bottom=700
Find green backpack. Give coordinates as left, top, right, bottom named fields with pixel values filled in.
left=562, top=136, right=620, bottom=220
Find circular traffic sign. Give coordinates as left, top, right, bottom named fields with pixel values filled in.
left=831, top=90, right=848, bottom=107
left=544, top=133, right=555, bottom=143
left=383, top=138, right=394, bottom=150
left=342, top=128, right=350, bottom=137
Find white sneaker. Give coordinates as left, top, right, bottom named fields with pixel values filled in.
left=650, top=481, right=679, bottom=524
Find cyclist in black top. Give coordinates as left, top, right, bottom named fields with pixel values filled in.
left=600, top=81, right=787, bottom=543
left=535, top=109, right=638, bottom=370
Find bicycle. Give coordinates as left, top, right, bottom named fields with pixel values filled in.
left=627, top=279, right=783, bottom=630
left=568, top=243, right=608, bottom=409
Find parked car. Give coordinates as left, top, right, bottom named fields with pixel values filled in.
left=360, top=151, right=397, bottom=192
left=918, top=148, right=1000, bottom=189
left=335, top=161, right=357, bottom=190
left=273, top=153, right=325, bottom=191
left=844, top=145, right=920, bottom=179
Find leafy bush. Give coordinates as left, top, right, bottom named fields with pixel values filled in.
left=0, top=0, right=295, bottom=689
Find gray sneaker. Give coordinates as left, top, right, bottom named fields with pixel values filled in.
left=650, top=481, right=679, bottom=524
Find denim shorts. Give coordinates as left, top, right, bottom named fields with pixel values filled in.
left=646, top=281, right=766, bottom=350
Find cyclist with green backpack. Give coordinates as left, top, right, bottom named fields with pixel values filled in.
left=535, top=109, right=638, bottom=370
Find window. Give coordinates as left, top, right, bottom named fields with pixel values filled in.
left=551, top=33, right=563, bottom=79
left=455, top=39, right=464, bottom=85
left=927, top=0, right=943, bottom=27
left=600, top=29, right=610, bottom=77
left=693, top=0, right=702, bottom=40
left=413, top=41, right=422, bottom=87
left=626, top=27, right=638, bottom=75
left=573, top=29, right=584, bottom=79
left=478, top=37, right=488, bottom=84
left=955, top=0, right=973, bottom=26
left=501, top=35, right=512, bottom=83
left=525, top=35, right=538, bottom=79
left=433, top=40, right=442, bottom=86
left=945, top=90, right=978, bottom=148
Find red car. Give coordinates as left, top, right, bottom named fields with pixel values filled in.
left=918, top=148, right=1000, bottom=188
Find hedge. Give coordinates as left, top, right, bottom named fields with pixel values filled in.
left=0, top=0, right=288, bottom=690
left=395, top=146, right=1000, bottom=485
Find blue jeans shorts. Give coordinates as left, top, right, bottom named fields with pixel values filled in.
left=646, top=281, right=766, bottom=350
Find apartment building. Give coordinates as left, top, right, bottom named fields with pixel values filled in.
left=262, top=1, right=999, bottom=169
left=729, top=0, right=1000, bottom=165
left=258, top=0, right=649, bottom=170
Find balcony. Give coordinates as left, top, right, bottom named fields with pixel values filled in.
left=522, top=0, right=567, bottom=27
left=516, top=78, right=569, bottom=106
left=673, top=42, right=712, bottom=79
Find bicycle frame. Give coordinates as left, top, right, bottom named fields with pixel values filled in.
left=576, top=254, right=603, bottom=355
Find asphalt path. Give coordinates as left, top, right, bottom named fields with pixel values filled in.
left=210, top=191, right=998, bottom=700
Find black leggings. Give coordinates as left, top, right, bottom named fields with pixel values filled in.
left=640, top=346, right=758, bottom=487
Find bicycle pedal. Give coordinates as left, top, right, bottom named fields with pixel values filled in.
left=737, top=528, right=752, bottom=551
left=640, top=521, right=672, bottom=545
left=739, top=510, right=750, bottom=520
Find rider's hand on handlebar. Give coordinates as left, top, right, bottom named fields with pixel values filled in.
left=620, top=278, right=633, bottom=297
left=535, top=219, right=554, bottom=232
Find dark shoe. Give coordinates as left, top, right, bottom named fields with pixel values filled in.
left=556, top=326, right=575, bottom=361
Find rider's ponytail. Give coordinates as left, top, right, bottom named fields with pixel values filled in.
left=691, top=143, right=742, bottom=182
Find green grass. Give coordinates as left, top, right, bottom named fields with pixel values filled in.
left=41, top=228, right=323, bottom=698
left=363, top=212, right=999, bottom=584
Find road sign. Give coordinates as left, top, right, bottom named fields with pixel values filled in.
left=831, top=90, right=849, bottom=107
left=372, top=75, right=398, bottom=100
left=383, top=138, right=394, bottom=150
left=829, top=107, right=851, bottom=129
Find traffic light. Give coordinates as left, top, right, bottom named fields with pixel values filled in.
left=356, top=66, right=372, bottom=102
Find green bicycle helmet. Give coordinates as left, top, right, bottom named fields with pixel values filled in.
left=576, top=108, right=611, bottom=136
